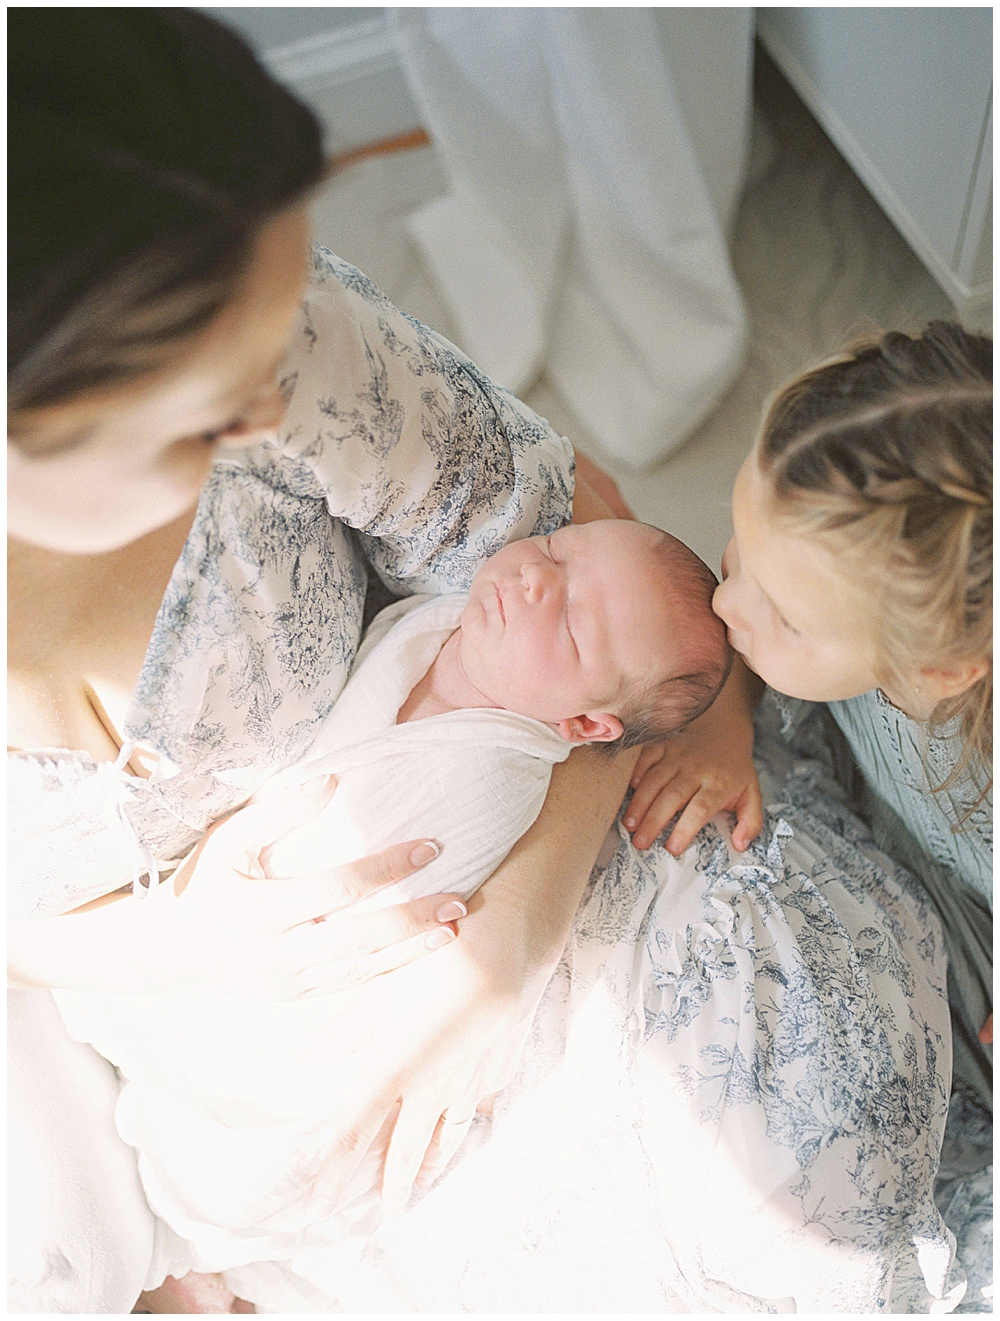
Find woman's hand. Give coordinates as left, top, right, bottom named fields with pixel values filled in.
left=624, top=658, right=764, bottom=854
left=305, top=745, right=637, bottom=1217
left=308, top=903, right=541, bottom=1216
left=8, top=777, right=465, bottom=999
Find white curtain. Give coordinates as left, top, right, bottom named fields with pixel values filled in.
left=391, top=7, right=752, bottom=472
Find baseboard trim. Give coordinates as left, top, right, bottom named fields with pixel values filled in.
left=758, top=20, right=992, bottom=318
left=263, top=14, right=399, bottom=93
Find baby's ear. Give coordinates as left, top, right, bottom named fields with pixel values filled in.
left=557, top=713, right=624, bottom=744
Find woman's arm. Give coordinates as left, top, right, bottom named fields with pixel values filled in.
left=307, top=743, right=637, bottom=1214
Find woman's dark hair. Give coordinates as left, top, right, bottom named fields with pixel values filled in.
left=9, top=7, right=326, bottom=416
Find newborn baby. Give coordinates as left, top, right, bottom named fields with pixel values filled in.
left=55, top=519, right=731, bottom=1293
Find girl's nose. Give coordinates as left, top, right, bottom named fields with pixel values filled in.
left=712, top=573, right=746, bottom=632
left=712, top=538, right=742, bottom=626
left=720, top=537, right=736, bottom=581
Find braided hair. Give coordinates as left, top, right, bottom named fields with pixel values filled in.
left=756, top=321, right=991, bottom=800
left=9, top=8, right=326, bottom=419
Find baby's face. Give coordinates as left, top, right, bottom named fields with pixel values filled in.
left=460, top=521, right=685, bottom=740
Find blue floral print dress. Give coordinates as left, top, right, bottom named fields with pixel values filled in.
left=10, top=251, right=969, bottom=1313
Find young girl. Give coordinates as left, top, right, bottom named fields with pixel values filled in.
left=628, top=320, right=992, bottom=1298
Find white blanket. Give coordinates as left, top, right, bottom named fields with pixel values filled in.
left=54, top=594, right=571, bottom=1279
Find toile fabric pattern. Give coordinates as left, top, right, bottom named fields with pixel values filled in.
left=8, top=250, right=975, bottom=1311
left=214, top=695, right=962, bottom=1314
left=771, top=687, right=993, bottom=1313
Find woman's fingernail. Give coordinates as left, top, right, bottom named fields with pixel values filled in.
left=303, top=774, right=332, bottom=796
left=410, top=841, right=440, bottom=867
left=435, top=900, right=467, bottom=922
left=624, top=817, right=635, bottom=830
left=425, top=926, right=456, bottom=949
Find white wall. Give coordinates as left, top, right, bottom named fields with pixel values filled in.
left=200, top=6, right=419, bottom=152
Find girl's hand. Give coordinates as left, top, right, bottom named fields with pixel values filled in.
left=624, top=659, right=764, bottom=855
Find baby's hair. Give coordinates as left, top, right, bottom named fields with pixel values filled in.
left=757, top=321, right=991, bottom=803
left=601, top=527, right=733, bottom=755
left=9, top=9, right=326, bottom=421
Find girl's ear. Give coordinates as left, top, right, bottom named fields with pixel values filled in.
left=557, top=712, right=625, bottom=744
left=918, top=658, right=990, bottom=703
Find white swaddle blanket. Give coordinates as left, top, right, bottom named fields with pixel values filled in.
left=54, top=593, right=571, bottom=1279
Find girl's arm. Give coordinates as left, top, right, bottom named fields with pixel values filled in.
left=306, top=742, right=638, bottom=1215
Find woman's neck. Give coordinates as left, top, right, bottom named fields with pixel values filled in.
left=396, top=629, right=496, bottom=724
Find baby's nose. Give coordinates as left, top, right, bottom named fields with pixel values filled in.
left=520, top=561, right=552, bottom=604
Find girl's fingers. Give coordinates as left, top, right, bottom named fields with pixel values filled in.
left=625, top=770, right=683, bottom=837
left=298, top=923, right=459, bottom=997
left=276, top=839, right=441, bottom=926
left=731, top=779, right=764, bottom=852
left=630, top=744, right=666, bottom=784
left=629, top=781, right=692, bottom=850
left=284, top=895, right=466, bottom=965
left=664, top=791, right=717, bottom=856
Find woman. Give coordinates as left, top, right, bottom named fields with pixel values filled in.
left=8, top=10, right=754, bottom=1312
left=8, top=10, right=973, bottom=1315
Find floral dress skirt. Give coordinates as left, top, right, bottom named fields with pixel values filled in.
left=222, top=696, right=966, bottom=1314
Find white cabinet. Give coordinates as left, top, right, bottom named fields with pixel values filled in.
left=757, top=7, right=992, bottom=326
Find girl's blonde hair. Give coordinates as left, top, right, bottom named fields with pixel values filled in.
left=756, top=321, right=991, bottom=802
